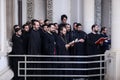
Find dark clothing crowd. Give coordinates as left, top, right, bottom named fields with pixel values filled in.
left=9, top=15, right=111, bottom=80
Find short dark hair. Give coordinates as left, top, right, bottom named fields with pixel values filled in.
left=13, top=25, right=19, bottom=30
left=54, top=23, right=58, bottom=25
left=15, top=28, right=21, bottom=32
left=31, top=19, right=39, bottom=25
left=91, top=24, right=98, bottom=30
left=61, top=14, right=68, bottom=21
left=76, top=23, right=82, bottom=28
left=100, top=27, right=106, bottom=33
left=44, top=19, right=49, bottom=23
left=58, top=24, right=66, bottom=34
left=41, top=24, right=48, bottom=28
left=48, top=23, right=54, bottom=28
left=22, top=24, right=29, bottom=29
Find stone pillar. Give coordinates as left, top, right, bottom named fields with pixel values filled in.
left=106, top=0, right=120, bottom=80
left=0, top=0, right=7, bottom=52
left=111, top=0, right=120, bottom=51
left=27, top=0, right=34, bottom=21
left=83, top=0, right=95, bottom=33
left=0, top=0, right=14, bottom=79
left=47, top=0, right=53, bottom=22
left=71, top=0, right=83, bottom=25
left=95, top=0, right=102, bottom=26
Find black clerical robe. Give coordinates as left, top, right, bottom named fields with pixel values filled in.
left=22, top=31, right=30, bottom=54
left=10, top=34, right=24, bottom=80
left=12, top=34, right=24, bottom=54
left=56, top=35, right=69, bottom=55
left=27, top=29, right=42, bottom=80
left=28, top=29, right=41, bottom=55
left=44, top=32, right=56, bottom=55
left=86, top=32, right=102, bottom=80
left=86, top=32, right=102, bottom=55
left=74, top=31, right=87, bottom=55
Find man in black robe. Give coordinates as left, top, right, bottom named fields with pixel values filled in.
left=27, top=19, right=42, bottom=80
left=56, top=26, right=74, bottom=80
left=100, top=27, right=111, bottom=53
left=72, top=23, right=87, bottom=80
left=22, top=24, right=30, bottom=54
left=28, top=20, right=41, bottom=55
left=86, top=24, right=103, bottom=80
left=10, top=27, right=24, bottom=80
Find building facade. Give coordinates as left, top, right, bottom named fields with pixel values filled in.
left=0, top=0, right=120, bottom=80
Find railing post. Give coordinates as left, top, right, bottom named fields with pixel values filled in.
left=18, top=62, right=20, bottom=76
left=100, top=55, right=102, bottom=80
left=24, top=55, right=27, bottom=80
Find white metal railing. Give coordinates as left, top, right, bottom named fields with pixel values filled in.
left=8, top=54, right=106, bottom=80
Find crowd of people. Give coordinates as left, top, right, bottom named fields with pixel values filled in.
left=10, top=14, right=111, bottom=80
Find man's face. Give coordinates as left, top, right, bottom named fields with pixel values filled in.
left=93, top=26, right=99, bottom=33
left=103, top=28, right=107, bottom=34
left=62, top=17, right=67, bottom=23
left=73, top=23, right=77, bottom=30
left=61, top=28, right=67, bottom=35
left=24, top=26, right=29, bottom=32
left=43, top=26, right=48, bottom=32
left=55, top=24, right=58, bottom=30
left=50, top=25, right=55, bottom=32
left=33, top=21, right=40, bottom=30
left=66, top=25, right=71, bottom=32
left=17, top=30, right=22, bottom=36
left=39, top=20, right=44, bottom=26
left=77, top=26, right=82, bottom=31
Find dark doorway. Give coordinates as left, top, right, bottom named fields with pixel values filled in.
left=18, top=0, right=22, bottom=27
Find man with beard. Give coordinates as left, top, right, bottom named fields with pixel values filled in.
left=56, top=25, right=74, bottom=80
left=86, top=24, right=103, bottom=80
left=28, top=19, right=42, bottom=80
left=72, top=23, right=87, bottom=80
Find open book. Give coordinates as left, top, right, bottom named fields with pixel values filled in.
left=95, top=37, right=107, bottom=44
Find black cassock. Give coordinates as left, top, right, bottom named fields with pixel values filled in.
left=9, top=34, right=24, bottom=80
left=56, top=35, right=71, bottom=80
left=72, top=31, right=87, bottom=79
left=56, top=35, right=69, bottom=55
left=42, top=32, right=56, bottom=80
left=12, top=34, right=24, bottom=54
left=44, top=32, right=55, bottom=55
left=27, top=29, right=42, bottom=80
left=86, top=32, right=102, bottom=80
left=74, top=30, right=87, bottom=55
left=22, top=31, right=30, bottom=54
left=28, top=29, right=41, bottom=55
left=100, top=33, right=111, bottom=53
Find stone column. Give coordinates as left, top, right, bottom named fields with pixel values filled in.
left=106, top=0, right=120, bottom=80
left=83, top=0, right=95, bottom=33
left=47, top=0, right=53, bottom=22
left=111, top=0, right=120, bottom=51
left=0, top=0, right=13, bottom=79
left=95, top=0, right=102, bottom=26
left=71, top=0, right=83, bottom=25
left=0, top=0, right=7, bottom=52
left=27, top=0, right=34, bottom=21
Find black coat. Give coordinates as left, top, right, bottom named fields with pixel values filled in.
left=74, top=31, right=87, bottom=55
left=56, top=35, right=69, bottom=55
left=86, top=32, right=102, bottom=55
left=12, top=34, right=24, bottom=54
left=44, top=32, right=56, bottom=55
left=28, top=29, right=41, bottom=55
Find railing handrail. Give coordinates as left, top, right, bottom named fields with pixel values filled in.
left=8, top=54, right=105, bottom=58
